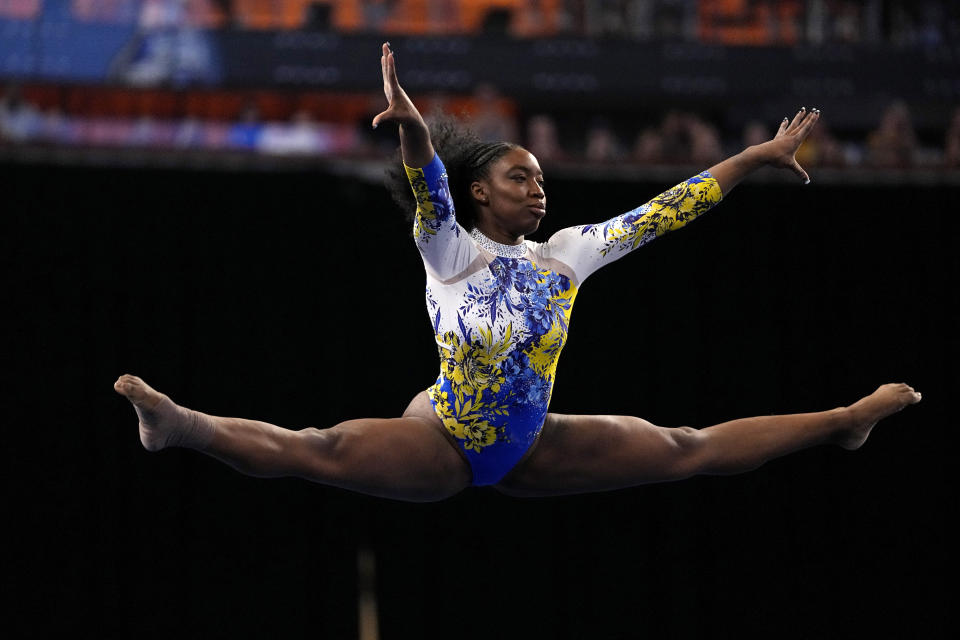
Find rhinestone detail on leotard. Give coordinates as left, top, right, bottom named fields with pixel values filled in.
left=469, top=228, right=528, bottom=258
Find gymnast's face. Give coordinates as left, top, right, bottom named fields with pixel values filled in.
left=472, top=147, right=546, bottom=243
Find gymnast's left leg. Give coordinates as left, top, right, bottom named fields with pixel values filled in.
left=496, top=383, right=921, bottom=497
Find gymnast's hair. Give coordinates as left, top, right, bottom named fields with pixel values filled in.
left=385, top=115, right=520, bottom=232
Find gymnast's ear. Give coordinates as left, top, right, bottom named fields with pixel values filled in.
left=470, top=181, right=488, bottom=205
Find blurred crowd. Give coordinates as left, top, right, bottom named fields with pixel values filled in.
left=0, top=85, right=362, bottom=155
left=513, top=100, right=959, bottom=170
left=1, top=0, right=957, bottom=46
left=3, top=83, right=958, bottom=171
left=2, top=1, right=958, bottom=170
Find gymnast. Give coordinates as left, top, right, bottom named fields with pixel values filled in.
left=114, top=43, right=920, bottom=502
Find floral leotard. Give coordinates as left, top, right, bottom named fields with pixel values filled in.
left=406, top=154, right=723, bottom=485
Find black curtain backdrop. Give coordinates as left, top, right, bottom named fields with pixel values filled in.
left=6, top=160, right=957, bottom=639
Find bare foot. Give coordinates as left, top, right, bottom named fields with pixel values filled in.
left=114, top=374, right=216, bottom=451
left=838, top=383, right=922, bottom=450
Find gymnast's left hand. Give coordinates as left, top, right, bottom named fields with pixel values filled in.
left=759, top=107, right=820, bottom=183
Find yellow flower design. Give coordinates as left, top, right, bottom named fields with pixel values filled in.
left=429, top=388, right=461, bottom=435
left=428, top=387, right=504, bottom=452
left=437, top=325, right=512, bottom=404
left=461, top=419, right=497, bottom=451
left=600, top=174, right=721, bottom=255
left=525, top=285, right=576, bottom=380
left=405, top=165, right=439, bottom=240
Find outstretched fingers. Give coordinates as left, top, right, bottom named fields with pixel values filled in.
left=379, top=43, right=395, bottom=90
left=384, top=43, right=398, bottom=88
left=798, top=108, right=820, bottom=139
left=380, top=48, right=387, bottom=85
left=782, top=107, right=820, bottom=136
left=787, top=106, right=808, bottom=131
left=791, top=108, right=819, bottom=183
left=776, top=116, right=789, bottom=137
left=372, top=42, right=397, bottom=129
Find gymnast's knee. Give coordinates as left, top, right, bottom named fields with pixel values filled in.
left=292, top=426, right=344, bottom=480
left=679, top=427, right=763, bottom=476
left=666, top=425, right=711, bottom=479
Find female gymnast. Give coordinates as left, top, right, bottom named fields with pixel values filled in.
left=114, top=43, right=920, bottom=503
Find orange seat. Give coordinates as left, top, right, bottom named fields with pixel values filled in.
left=233, top=0, right=276, bottom=30
left=698, top=0, right=797, bottom=46
left=280, top=0, right=312, bottom=29
left=233, top=0, right=320, bottom=30
left=381, top=0, right=429, bottom=35
left=186, top=0, right=228, bottom=28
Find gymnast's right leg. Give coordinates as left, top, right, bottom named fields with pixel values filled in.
left=113, top=374, right=471, bottom=502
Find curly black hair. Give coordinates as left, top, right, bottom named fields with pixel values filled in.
left=384, top=115, right=520, bottom=232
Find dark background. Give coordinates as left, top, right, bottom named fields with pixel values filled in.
left=5, top=159, right=956, bottom=638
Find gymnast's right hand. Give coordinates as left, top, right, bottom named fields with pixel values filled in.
left=372, top=42, right=424, bottom=130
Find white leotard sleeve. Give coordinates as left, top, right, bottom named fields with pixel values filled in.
left=538, top=171, right=724, bottom=285
left=405, top=153, right=479, bottom=282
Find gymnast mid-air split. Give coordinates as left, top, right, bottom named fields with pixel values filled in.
left=115, top=43, right=920, bottom=502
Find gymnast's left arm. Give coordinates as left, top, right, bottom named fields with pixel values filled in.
left=542, top=107, right=820, bottom=283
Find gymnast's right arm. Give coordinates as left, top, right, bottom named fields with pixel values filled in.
left=372, top=42, right=474, bottom=280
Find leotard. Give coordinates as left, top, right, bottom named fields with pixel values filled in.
left=406, top=154, right=723, bottom=485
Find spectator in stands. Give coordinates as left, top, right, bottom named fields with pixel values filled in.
left=260, top=109, right=326, bottom=155
left=742, top=119, right=771, bottom=149
left=469, top=83, right=519, bottom=144
left=109, top=0, right=218, bottom=87
left=525, top=113, right=567, bottom=162
left=131, top=115, right=159, bottom=146
left=175, top=116, right=205, bottom=148
left=830, top=1, right=862, bottom=43
left=0, top=85, right=40, bottom=143
left=512, top=0, right=553, bottom=37
left=632, top=127, right=664, bottom=164
left=659, top=110, right=691, bottom=164
left=885, top=0, right=955, bottom=47
left=866, top=100, right=918, bottom=168
left=688, top=115, right=723, bottom=165
left=795, top=118, right=846, bottom=168
left=582, top=0, right=626, bottom=37
left=227, top=101, right=262, bottom=149
left=39, top=107, right=74, bottom=145
left=658, top=110, right=720, bottom=165
left=584, top=118, right=623, bottom=162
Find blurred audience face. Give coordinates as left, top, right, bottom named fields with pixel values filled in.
left=867, top=100, right=918, bottom=167
left=526, top=114, right=563, bottom=161
left=633, top=128, right=663, bottom=164
left=688, top=119, right=722, bottom=164
left=585, top=121, right=621, bottom=162
left=878, top=101, right=914, bottom=138
left=742, top=120, right=770, bottom=148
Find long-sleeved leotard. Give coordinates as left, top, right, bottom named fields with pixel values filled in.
left=406, top=154, right=723, bottom=485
